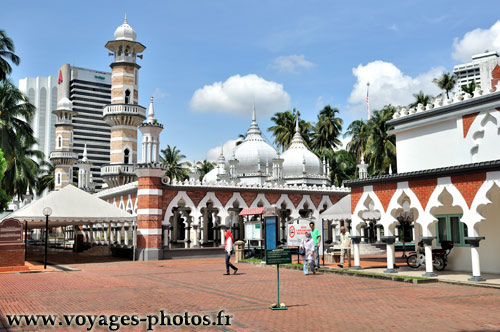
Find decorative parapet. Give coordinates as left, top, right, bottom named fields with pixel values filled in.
left=101, top=164, right=136, bottom=177
left=391, top=87, right=500, bottom=121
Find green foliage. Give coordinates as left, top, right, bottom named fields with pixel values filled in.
left=365, top=105, right=397, bottom=176
left=311, top=105, right=343, bottom=154
left=160, top=145, right=189, bottom=182
left=433, top=72, right=457, bottom=99
left=196, top=160, right=215, bottom=181
left=268, top=108, right=312, bottom=151
left=0, top=149, right=11, bottom=212
left=408, top=90, right=432, bottom=108
left=0, top=30, right=20, bottom=82
left=461, top=80, right=478, bottom=95
left=36, top=160, right=55, bottom=195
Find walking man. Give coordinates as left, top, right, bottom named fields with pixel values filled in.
left=224, top=229, right=238, bottom=275
left=309, top=221, right=321, bottom=270
left=338, top=226, right=351, bottom=268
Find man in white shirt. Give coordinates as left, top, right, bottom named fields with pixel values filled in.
left=338, top=226, right=351, bottom=268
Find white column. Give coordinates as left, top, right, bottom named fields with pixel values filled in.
left=424, top=244, right=434, bottom=275
left=383, top=225, right=397, bottom=273
left=470, top=246, right=482, bottom=279
left=124, top=224, right=129, bottom=246
left=376, top=226, right=381, bottom=242
left=361, top=226, right=366, bottom=243
left=467, top=228, right=485, bottom=282
left=109, top=223, right=114, bottom=244
left=332, top=224, right=337, bottom=243
left=116, top=224, right=122, bottom=245
left=103, top=224, right=108, bottom=244
left=142, top=142, right=146, bottom=163
left=148, top=142, right=153, bottom=164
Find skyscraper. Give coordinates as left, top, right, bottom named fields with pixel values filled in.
left=57, top=64, right=112, bottom=190
left=18, top=76, right=58, bottom=161
left=453, top=51, right=500, bottom=90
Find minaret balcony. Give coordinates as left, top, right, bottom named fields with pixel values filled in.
left=101, top=164, right=136, bottom=177
left=49, top=151, right=78, bottom=165
left=103, top=104, right=146, bottom=126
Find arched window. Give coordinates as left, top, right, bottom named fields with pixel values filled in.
left=125, top=89, right=130, bottom=104
left=57, top=173, right=61, bottom=185
left=57, top=135, right=62, bottom=148
left=124, top=148, right=130, bottom=164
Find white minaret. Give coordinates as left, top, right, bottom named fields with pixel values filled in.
left=139, top=97, right=164, bottom=164
left=76, top=144, right=94, bottom=192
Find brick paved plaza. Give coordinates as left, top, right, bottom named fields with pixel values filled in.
left=0, top=258, right=499, bottom=332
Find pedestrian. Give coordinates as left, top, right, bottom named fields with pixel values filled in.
left=300, top=231, right=315, bottom=275
left=309, top=221, right=321, bottom=270
left=224, top=229, right=238, bottom=275
left=338, top=226, right=351, bottom=268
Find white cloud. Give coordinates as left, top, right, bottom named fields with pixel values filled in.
left=206, top=139, right=240, bottom=162
left=452, top=21, right=500, bottom=62
left=272, top=55, right=315, bottom=73
left=388, top=24, right=398, bottom=31
left=190, top=74, right=291, bottom=116
left=153, top=88, right=169, bottom=99
left=334, top=137, right=351, bottom=152
left=315, top=96, right=324, bottom=111
left=348, top=61, right=444, bottom=114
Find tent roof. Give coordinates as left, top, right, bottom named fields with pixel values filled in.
left=320, top=194, right=381, bottom=221
left=5, top=185, right=135, bottom=228
left=239, top=207, right=264, bottom=216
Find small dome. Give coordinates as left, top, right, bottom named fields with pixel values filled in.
left=57, top=97, right=72, bottom=111
left=233, top=106, right=276, bottom=175
left=202, top=168, right=218, bottom=184
left=281, top=119, right=323, bottom=177
left=114, top=15, right=137, bottom=41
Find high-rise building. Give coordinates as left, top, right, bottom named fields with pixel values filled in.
left=57, top=64, right=112, bottom=190
left=18, top=76, right=58, bottom=161
left=453, top=51, right=500, bottom=89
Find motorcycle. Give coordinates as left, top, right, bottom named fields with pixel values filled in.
left=406, top=240, right=454, bottom=271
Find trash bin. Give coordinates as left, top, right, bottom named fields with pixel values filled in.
left=234, top=240, right=245, bottom=263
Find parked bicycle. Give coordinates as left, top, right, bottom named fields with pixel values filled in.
left=406, top=240, right=454, bottom=271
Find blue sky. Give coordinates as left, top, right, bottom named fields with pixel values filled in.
left=3, top=0, right=500, bottom=161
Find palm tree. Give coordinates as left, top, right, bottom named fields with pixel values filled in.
left=268, top=108, right=312, bottom=151
left=0, top=80, right=37, bottom=158
left=0, top=149, right=11, bottom=212
left=461, top=80, right=478, bottom=95
left=365, top=105, right=397, bottom=175
left=196, top=160, right=215, bottom=180
left=331, top=149, right=357, bottom=186
left=433, top=72, right=457, bottom=99
left=0, top=30, right=20, bottom=82
left=311, top=105, right=343, bottom=153
left=408, top=90, right=432, bottom=108
left=36, top=160, right=55, bottom=195
left=2, top=134, right=43, bottom=201
left=344, top=120, right=369, bottom=163
left=160, top=145, right=189, bottom=182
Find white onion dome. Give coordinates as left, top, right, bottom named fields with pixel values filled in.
left=233, top=106, right=276, bottom=175
left=114, top=14, right=137, bottom=41
left=281, top=119, right=322, bottom=177
left=202, top=168, right=218, bottom=184
left=57, top=97, right=73, bottom=111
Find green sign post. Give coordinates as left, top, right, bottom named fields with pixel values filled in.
left=266, top=248, right=291, bottom=310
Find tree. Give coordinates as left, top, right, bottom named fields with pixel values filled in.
left=196, top=160, right=215, bottom=181
left=461, top=80, right=478, bottom=95
left=408, top=90, right=432, bottom=108
left=365, top=105, right=397, bottom=175
left=311, top=105, right=343, bottom=153
left=160, top=145, right=189, bottom=182
left=320, top=148, right=356, bottom=187
left=0, top=30, right=20, bottom=82
left=36, top=160, right=55, bottom=195
left=0, top=149, right=11, bottom=212
left=344, top=119, right=369, bottom=163
left=433, top=72, right=457, bottom=99
left=268, top=108, right=312, bottom=151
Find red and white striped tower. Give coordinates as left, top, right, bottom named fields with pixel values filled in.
left=135, top=97, right=166, bottom=260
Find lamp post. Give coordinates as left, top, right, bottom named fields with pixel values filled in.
left=42, top=207, right=52, bottom=269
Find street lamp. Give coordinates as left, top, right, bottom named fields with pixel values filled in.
left=42, top=207, right=52, bottom=269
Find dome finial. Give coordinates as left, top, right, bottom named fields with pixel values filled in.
left=147, top=96, right=154, bottom=123
left=252, top=102, right=256, bottom=122
left=82, top=143, right=88, bottom=162
left=124, top=12, right=128, bottom=24
left=295, top=115, right=299, bottom=133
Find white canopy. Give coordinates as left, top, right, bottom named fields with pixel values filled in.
left=320, top=194, right=381, bottom=221
left=4, top=185, right=135, bottom=228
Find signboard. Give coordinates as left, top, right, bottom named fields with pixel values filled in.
left=266, top=248, right=292, bottom=265
left=244, top=223, right=261, bottom=240
left=287, top=218, right=324, bottom=252
left=265, top=216, right=277, bottom=250
left=0, top=219, right=23, bottom=243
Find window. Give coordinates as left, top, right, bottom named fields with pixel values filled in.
left=57, top=135, right=62, bottom=148
left=436, top=214, right=469, bottom=247
left=124, top=148, right=130, bottom=164
left=57, top=173, right=61, bottom=185
left=125, top=89, right=130, bottom=104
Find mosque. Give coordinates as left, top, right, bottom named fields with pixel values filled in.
left=42, top=16, right=349, bottom=260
